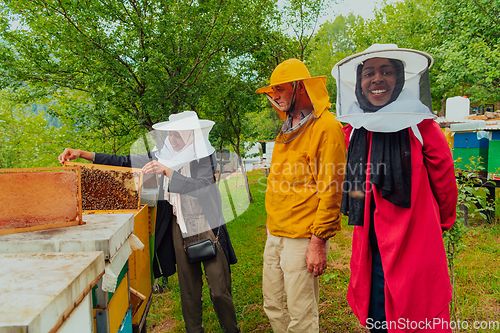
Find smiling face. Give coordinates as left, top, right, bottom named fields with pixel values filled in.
left=361, top=57, right=398, bottom=107
left=168, top=131, right=186, bottom=152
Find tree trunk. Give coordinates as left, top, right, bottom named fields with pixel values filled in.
left=234, top=147, right=253, bottom=202
left=439, top=97, right=446, bottom=117
left=217, top=144, right=223, bottom=184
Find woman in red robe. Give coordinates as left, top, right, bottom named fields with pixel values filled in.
left=332, top=45, right=457, bottom=333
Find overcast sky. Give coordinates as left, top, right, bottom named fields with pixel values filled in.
left=320, top=0, right=397, bottom=24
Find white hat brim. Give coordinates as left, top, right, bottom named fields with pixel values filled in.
left=152, top=119, right=215, bottom=131
left=332, top=48, right=433, bottom=85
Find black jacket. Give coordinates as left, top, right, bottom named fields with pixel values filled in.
left=94, top=152, right=237, bottom=278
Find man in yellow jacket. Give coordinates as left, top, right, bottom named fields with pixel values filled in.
left=256, top=59, right=346, bottom=332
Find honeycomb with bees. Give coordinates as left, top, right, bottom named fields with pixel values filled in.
left=65, top=162, right=142, bottom=211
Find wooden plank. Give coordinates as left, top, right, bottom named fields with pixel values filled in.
left=0, top=220, right=82, bottom=236
left=108, top=272, right=130, bottom=333
left=84, top=209, right=142, bottom=214
left=65, top=162, right=142, bottom=173
left=129, top=287, right=146, bottom=318
left=149, top=206, right=158, bottom=237
left=136, top=279, right=157, bottom=333
left=86, top=206, right=154, bottom=327
left=128, top=206, right=153, bottom=325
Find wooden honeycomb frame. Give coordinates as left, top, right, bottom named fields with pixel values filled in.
left=64, top=162, right=143, bottom=211
left=0, top=166, right=83, bottom=235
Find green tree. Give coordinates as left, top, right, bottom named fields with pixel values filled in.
left=432, top=0, right=500, bottom=108
left=345, top=0, right=500, bottom=111
left=0, top=0, right=339, bottom=186
left=250, top=0, right=334, bottom=79
left=306, top=1, right=441, bottom=111
left=350, top=0, right=436, bottom=51
left=307, top=14, right=359, bottom=105
left=0, top=0, right=276, bottom=134
left=0, top=90, right=124, bottom=168
left=199, top=67, right=263, bottom=201
left=281, top=0, right=333, bottom=61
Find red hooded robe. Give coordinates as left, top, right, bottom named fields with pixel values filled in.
left=345, top=119, right=457, bottom=333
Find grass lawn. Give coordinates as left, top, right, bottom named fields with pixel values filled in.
left=147, top=169, right=500, bottom=332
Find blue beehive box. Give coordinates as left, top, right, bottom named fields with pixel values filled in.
left=490, top=131, right=500, bottom=141
left=453, top=132, right=489, bottom=148
left=118, top=308, right=133, bottom=333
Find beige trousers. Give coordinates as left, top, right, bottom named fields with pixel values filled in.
left=262, top=233, right=329, bottom=333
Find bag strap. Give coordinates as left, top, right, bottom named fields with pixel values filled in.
left=182, top=154, right=220, bottom=251
left=214, top=226, right=221, bottom=243
left=209, top=153, right=221, bottom=242
left=209, top=153, right=216, bottom=182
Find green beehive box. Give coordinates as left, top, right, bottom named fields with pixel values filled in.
left=488, top=140, right=500, bottom=177
left=453, top=148, right=489, bottom=171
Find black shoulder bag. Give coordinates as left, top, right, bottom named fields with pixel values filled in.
left=183, top=154, right=220, bottom=264
left=184, top=228, right=220, bottom=264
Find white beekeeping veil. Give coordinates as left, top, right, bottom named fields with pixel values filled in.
left=128, top=112, right=249, bottom=237
left=152, top=111, right=215, bottom=170
left=332, top=44, right=435, bottom=132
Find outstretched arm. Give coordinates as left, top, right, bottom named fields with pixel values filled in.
left=142, top=160, right=173, bottom=178
left=58, top=148, right=93, bottom=164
